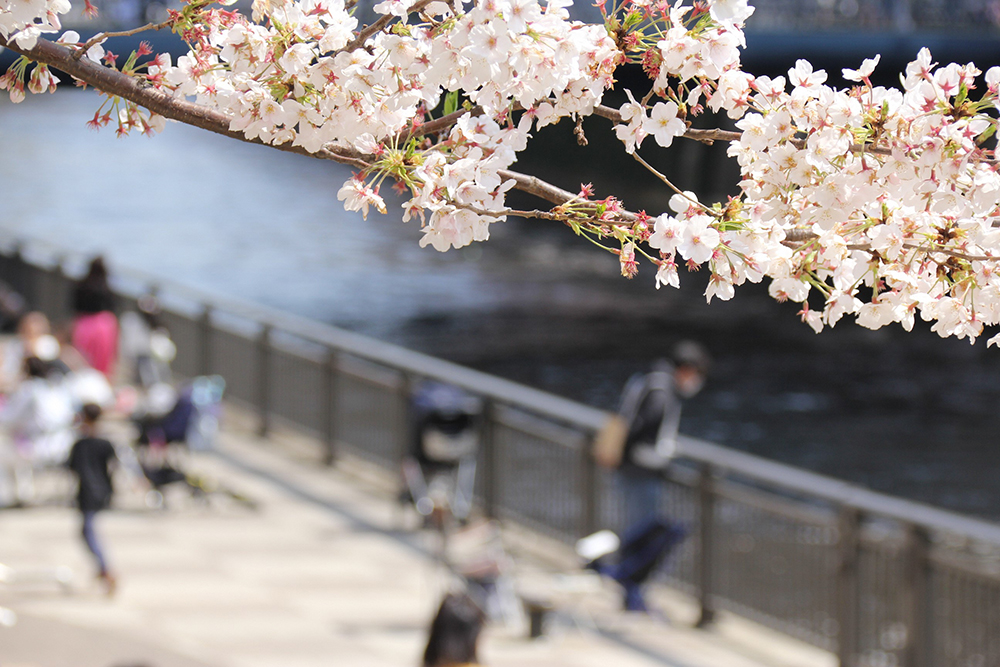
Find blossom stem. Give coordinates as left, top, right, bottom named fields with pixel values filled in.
left=629, top=151, right=714, bottom=215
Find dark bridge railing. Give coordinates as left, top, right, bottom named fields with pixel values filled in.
left=4, top=237, right=1000, bottom=667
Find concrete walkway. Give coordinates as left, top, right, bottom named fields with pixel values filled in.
left=0, top=412, right=837, bottom=667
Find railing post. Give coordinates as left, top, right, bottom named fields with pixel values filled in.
left=198, top=305, right=213, bottom=378
left=579, top=432, right=599, bottom=538
left=480, top=399, right=499, bottom=520
left=903, top=524, right=932, bottom=667
left=695, top=462, right=717, bottom=628
left=836, top=506, right=862, bottom=667
left=396, top=372, right=414, bottom=465
left=321, top=348, right=339, bottom=465
left=256, top=324, right=272, bottom=438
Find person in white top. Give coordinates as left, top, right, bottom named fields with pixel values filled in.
left=0, top=356, right=77, bottom=505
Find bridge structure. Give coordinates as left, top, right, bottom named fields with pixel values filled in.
left=1, top=237, right=999, bottom=667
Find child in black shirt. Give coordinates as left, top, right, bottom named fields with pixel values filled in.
left=67, top=403, right=117, bottom=595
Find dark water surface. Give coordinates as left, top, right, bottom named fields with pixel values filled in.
left=4, top=89, right=1000, bottom=520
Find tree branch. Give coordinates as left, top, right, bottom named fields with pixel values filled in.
left=341, top=0, right=433, bottom=52
left=782, top=228, right=996, bottom=262
left=593, top=104, right=742, bottom=145
left=593, top=103, right=989, bottom=159
left=2, top=35, right=640, bottom=219
left=0, top=34, right=373, bottom=170
left=400, top=105, right=483, bottom=142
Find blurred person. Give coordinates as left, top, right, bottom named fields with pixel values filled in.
left=0, top=279, right=26, bottom=333
left=402, top=380, right=481, bottom=526
left=0, top=356, right=76, bottom=504
left=611, top=340, right=711, bottom=611
left=617, top=341, right=711, bottom=529
left=119, top=294, right=176, bottom=390
left=67, top=402, right=119, bottom=595
left=71, top=257, right=118, bottom=380
left=0, top=311, right=52, bottom=392
left=422, top=591, right=486, bottom=667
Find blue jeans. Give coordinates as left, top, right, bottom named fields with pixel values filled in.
left=81, top=511, right=108, bottom=575
left=619, top=467, right=663, bottom=532
left=595, top=517, right=688, bottom=611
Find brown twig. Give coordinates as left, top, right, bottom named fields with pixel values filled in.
left=73, top=19, right=174, bottom=61
left=341, top=0, right=433, bottom=52
left=496, top=170, right=637, bottom=222
left=782, top=228, right=996, bottom=262
left=400, top=105, right=484, bottom=142
left=631, top=151, right=712, bottom=214
left=592, top=103, right=998, bottom=161
left=0, top=34, right=640, bottom=220
left=593, top=104, right=743, bottom=146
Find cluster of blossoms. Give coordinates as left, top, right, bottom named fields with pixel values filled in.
left=339, top=112, right=530, bottom=250
left=725, top=54, right=1000, bottom=343
left=589, top=0, right=1000, bottom=344
left=629, top=49, right=1000, bottom=344
left=7, top=0, right=1000, bottom=342
left=146, top=0, right=617, bottom=248
left=611, top=0, right=753, bottom=152
left=0, top=0, right=71, bottom=49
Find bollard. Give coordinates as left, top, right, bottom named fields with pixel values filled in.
left=523, top=596, right=553, bottom=639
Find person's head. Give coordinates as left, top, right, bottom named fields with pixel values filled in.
left=137, top=294, right=163, bottom=329
left=17, top=311, right=50, bottom=342
left=84, top=256, right=109, bottom=285
left=80, top=402, right=103, bottom=426
left=670, top=341, right=711, bottom=399
left=422, top=592, right=486, bottom=667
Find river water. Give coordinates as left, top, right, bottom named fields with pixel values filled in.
left=3, top=88, right=1000, bottom=520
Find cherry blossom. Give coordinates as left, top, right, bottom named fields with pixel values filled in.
left=5, top=0, right=1000, bottom=344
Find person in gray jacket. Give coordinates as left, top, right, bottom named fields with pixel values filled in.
left=607, top=342, right=710, bottom=611
left=617, top=342, right=711, bottom=533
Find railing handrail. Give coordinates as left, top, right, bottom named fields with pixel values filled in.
left=11, top=236, right=611, bottom=431
left=680, top=437, right=1000, bottom=544
left=12, top=235, right=1000, bottom=546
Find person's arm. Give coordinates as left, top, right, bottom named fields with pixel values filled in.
left=617, top=373, right=647, bottom=425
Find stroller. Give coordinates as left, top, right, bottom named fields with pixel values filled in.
left=133, top=376, right=226, bottom=503
left=401, top=380, right=482, bottom=525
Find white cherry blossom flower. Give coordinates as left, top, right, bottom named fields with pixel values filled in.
left=842, top=54, right=880, bottom=82
left=646, top=101, right=686, bottom=148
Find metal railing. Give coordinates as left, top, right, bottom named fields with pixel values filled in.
left=4, top=237, right=1000, bottom=667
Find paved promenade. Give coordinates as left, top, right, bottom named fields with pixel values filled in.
left=0, top=411, right=836, bottom=667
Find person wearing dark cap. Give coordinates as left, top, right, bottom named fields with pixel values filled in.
left=611, top=340, right=711, bottom=611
